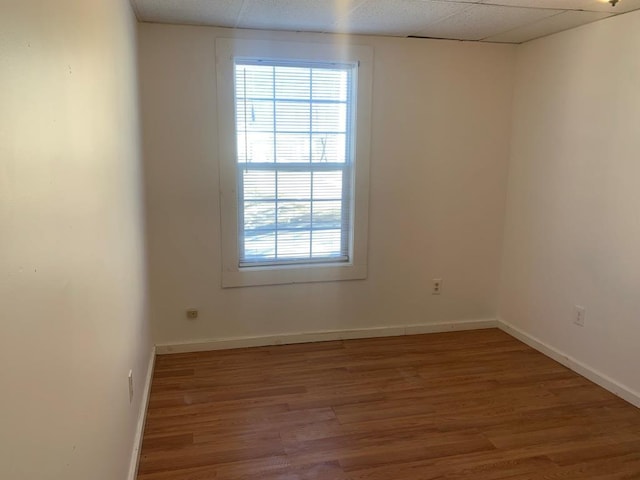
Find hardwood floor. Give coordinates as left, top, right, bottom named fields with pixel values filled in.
left=137, top=329, right=640, bottom=479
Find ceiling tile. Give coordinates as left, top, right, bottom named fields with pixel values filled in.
left=343, top=0, right=468, bottom=36
left=485, top=10, right=612, bottom=43
left=479, top=0, right=640, bottom=13
left=236, top=0, right=366, bottom=33
left=414, top=4, right=559, bottom=40
left=134, top=0, right=243, bottom=26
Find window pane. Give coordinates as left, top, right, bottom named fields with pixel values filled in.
left=312, top=69, right=348, bottom=101
left=236, top=99, right=274, bottom=132
left=312, top=230, right=342, bottom=257
left=312, top=201, right=342, bottom=229
left=312, top=134, right=346, bottom=163
left=243, top=170, right=275, bottom=200
left=275, top=66, right=310, bottom=99
left=276, top=133, right=310, bottom=163
left=236, top=65, right=274, bottom=99
left=244, top=202, right=275, bottom=231
left=276, top=101, right=310, bottom=132
left=244, top=231, right=275, bottom=260
left=313, top=171, right=343, bottom=200
left=238, top=132, right=274, bottom=163
left=277, top=231, right=311, bottom=258
left=278, top=171, right=311, bottom=199
left=312, top=103, right=347, bottom=132
left=277, top=201, right=311, bottom=230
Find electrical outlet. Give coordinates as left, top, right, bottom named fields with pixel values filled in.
left=128, top=370, right=134, bottom=403
left=574, top=305, right=586, bottom=327
left=432, top=278, right=442, bottom=295
left=186, top=308, right=199, bottom=319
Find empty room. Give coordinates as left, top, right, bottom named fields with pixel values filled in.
left=2, top=0, right=640, bottom=479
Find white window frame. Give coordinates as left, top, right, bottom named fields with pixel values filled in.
left=216, top=38, right=372, bottom=288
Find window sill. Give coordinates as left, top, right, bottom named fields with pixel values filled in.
left=222, top=262, right=367, bottom=288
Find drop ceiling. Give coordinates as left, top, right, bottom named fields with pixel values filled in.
left=132, top=0, right=640, bottom=43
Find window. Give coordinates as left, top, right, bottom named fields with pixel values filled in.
left=236, top=61, right=353, bottom=266
left=216, top=39, right=372, bottom=287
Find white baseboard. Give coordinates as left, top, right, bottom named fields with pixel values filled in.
left=155, top=318, right=498, bottom=354
left=498, top=318, right=640, bottom=409
left=127, top=346, right=156, bottom=480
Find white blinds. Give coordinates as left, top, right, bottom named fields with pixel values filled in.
left=234, top=59, right=356, bottom=267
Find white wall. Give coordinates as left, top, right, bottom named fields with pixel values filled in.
left=0, top=1, right=152, bottom=479
left=138, top=24, right=516, bottom=346
left=500, top=11, right=640, bottom=396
